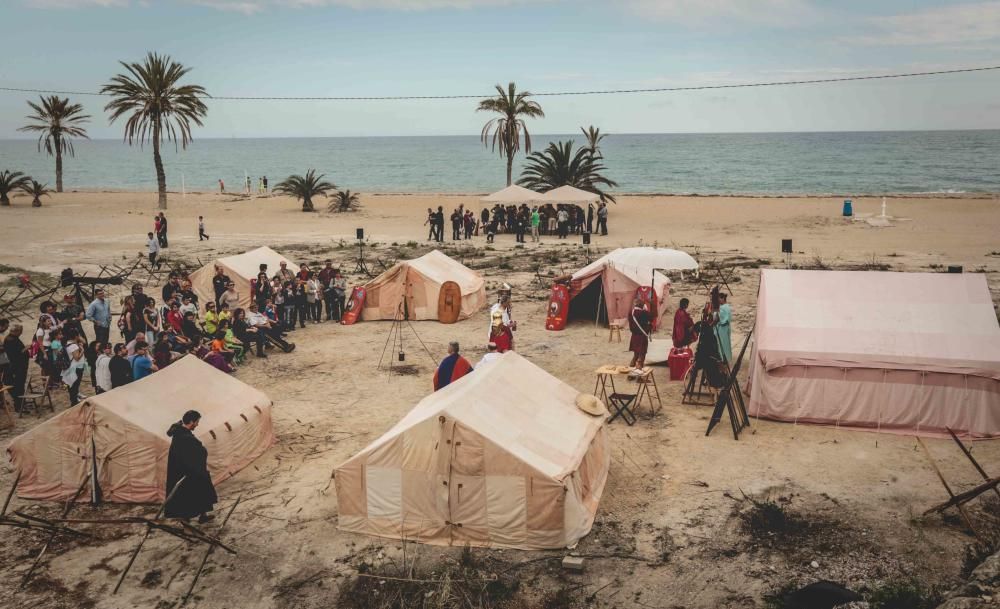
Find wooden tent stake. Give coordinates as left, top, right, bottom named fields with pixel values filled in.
left=21, top=473, right=91, bottom=588
left=182, top=495, right=243, bottom=605
left=114, top=476, right=186, bottom=594
left=917, top=438, right=980, bottom=537
left=946, top=427, right=1000, bottom=501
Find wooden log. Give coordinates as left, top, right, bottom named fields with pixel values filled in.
left=925, top=475, right=1000, bottom=515
left=1, top=471, right=21, bottom=517
left=21, top=473, right=91, bottom=587
left=182, top=495, right=243, bottom=605
left=946, top=427, right=1000, bottom=501
left=113, top=476, right=186, bottom=594
left=917, top=438, right=981, bottom=537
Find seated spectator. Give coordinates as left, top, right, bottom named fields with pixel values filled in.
left=218, top=319, right=244, bottom=363
left=247, top=303, right=295, bottom=353
left=181, top=311, right=204, bottom=343
left=233, top=308, right=266, bottom=358
left=179, top=295, right=198, bottom=318
left=153, top=332, right=176, bottom=369
left=203, top=302, right=220, bottom=336
left=126, top=331, right=147, bottom=356
left=210, top=330, right=236, bottom=364
left=166, top=301, right=184, bottom=334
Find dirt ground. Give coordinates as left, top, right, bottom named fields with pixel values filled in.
left=1, top=191, right=1000, bottom=608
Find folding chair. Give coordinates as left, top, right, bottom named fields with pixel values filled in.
left=20, top=372, right=55, bottom=416
left=607, top=392, right=637, bottom=426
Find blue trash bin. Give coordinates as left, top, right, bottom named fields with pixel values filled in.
left=842, top=199, right=853, bottom=217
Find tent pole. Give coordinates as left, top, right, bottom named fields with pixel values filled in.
left=594, top=283, right=604, bottom=335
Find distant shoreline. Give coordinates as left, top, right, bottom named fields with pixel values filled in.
left=56, top=188, right=1000, bottom=200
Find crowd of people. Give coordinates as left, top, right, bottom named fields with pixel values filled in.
left=0, top=256, right=365, bottom=412
left=423, top=201, right=610, bottom=244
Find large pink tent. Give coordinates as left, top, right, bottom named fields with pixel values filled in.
left=748, top=269, right=1000, bottom=438
left=7, top=356, right=275, bottom=503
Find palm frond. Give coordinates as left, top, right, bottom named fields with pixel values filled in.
left=18, top=95, right=91, bottom=157
left=517, top=141, right=618, bottom=203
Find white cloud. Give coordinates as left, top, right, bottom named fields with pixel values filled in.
left=23, top=0, right=128, bottom=6
left=621, top=0, right=819, bottom=26
left=854, top=2, right=1000, bottom=47
left=191, top=0, right=536, bottom=12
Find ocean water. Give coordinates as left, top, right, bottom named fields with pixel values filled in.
left=1, top=130, right=998, bottom=195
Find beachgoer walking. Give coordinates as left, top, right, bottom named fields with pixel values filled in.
left=198, top=216, right=210, bottom=241
left=165, top=410, right=218, bottom=523
left=218, top=179, right=225, bottom=193
left=433, top=341, right=473, bottom=391
left=424, top=208, right=435, bottom=241
left=157, top=212, right=169, bottom=248
left=146, top=232, right=161, bottom=268
left=262, top=176, right=268, bottom=194
left=245, top=175, right=251, bottom=196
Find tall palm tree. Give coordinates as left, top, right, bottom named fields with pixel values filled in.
left=328, top=189, right=361, bottom=213
left=21, top=180, right=52, bottom=207
left=0, top=170, right=32, bottom=207
left=101, top=52, right=208, bottom=210
left=17, top=96, right=90, bottom=193
left=518, top=141, right=619, bottom=203
left=274, top=170, right=336, bottom=212
left=477, top=82, right=545, bottom=186
left=581, top=125, right=606, bottom=157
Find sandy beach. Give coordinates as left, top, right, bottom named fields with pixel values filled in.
left=1, top=190, right=1000, bottom=609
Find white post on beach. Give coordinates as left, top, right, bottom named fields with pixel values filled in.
left=181, top=173, right=186, bottom=199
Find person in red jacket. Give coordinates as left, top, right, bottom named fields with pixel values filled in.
left=672, top=298, right=697, bottom=348
left=433, top=341, right=473, bottom=391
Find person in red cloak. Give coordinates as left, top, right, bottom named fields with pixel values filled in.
left=433, top=341, right=474, bottom=391
left=488, top=294, right=516, bottom=353
left=628, top=298, right=652, bottom=370
left=672, top=298, right=697, bottom=348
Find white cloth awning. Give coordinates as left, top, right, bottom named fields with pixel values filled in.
left=539, top=185, right=601, bottom=203
left=481, top=185, right=542, bottom=203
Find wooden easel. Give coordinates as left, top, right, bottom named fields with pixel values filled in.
left=705, top=330, right=753, bottom=440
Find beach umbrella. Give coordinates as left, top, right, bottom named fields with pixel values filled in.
left=539, top=185, right=601, bottom=204
left=481, top=184, right=542, bottom=203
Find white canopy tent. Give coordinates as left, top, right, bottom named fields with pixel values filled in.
left=540, top=185, right=601, bottom=204
left=481, top=185, right=541, bottom=204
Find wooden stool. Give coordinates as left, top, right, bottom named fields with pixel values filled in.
left=608, top=319, right=625, bottom=343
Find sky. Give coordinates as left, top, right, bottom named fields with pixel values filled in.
left=1, top=0, right=999, bottom=138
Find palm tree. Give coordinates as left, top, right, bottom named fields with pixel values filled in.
left=21, top=180, right=52, bottom=207
left=581, top=125, right=606, bottom=157
left=17, top=96, right=90, bottom=193
left=0, top=170, right=32, bottom=207
left=101, top=52, right=208, bottom=210
left=328, top=189, right=361, bottom=213
left=274, top=170, right=336, bottom=212
left=518, top=141, right=619, bottom=203
left=477, top=82, right=545, bottom=186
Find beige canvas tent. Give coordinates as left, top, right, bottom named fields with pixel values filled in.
left=7, top=356, right=275, bottom=503
left=335, top=351, right=610, bottom=550
left=360, top=250, right=486, bottom=321
left=568, top=247, right=698, bottom=327
left=189, top=246, right=300, bottom=310
left=748, top=269, right=1000, bottom=438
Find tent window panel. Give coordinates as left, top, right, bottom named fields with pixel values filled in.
left=366, top=466, right=403, bottom=520
left=484, top=475, right=527, bottom=537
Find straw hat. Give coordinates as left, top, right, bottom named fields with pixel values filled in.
left=575, top=393, right=607, bottom=417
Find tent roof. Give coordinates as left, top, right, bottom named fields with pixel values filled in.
left=213, top=246, right=300, bottom=281
left=80, top=356, right=272, bottom=441
left=481, top=185, right=541, bottom=203
left=367, top=249, right=484, bottom=292
left=571, top=247, right=698, bottom=286
left=540, top=185, right=601, bottom=203
left=349, top=352, right=603, bottom=480
left=757, top=269, right=1000, bottom=376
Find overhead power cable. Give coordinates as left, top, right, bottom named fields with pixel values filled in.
left=0, top=64, right=997, bottom=101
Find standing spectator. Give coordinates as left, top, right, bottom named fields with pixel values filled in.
left=0, top=319, right=8, bottom=387
left=162, top=274, right=181, bottom=305
left=262, top=176, right=268, bottom=194
left=306, top=272, right=322, bottom=323
left=292, top=280, right=308, bottom=329
left=2, top=323, right=28, bottom=411
left=220, top=282, right=241, bottom=312
left=86, top=289, right=111, bottom=344
left=319, top=261, right=335, bottom=320
left=271, top=278, right=286, bottom=329
left=131, top=343, right=156, bottom=380
left=198, top=216, right=210, bottom=241
left=514, top=206, right=526, bottom=243
left=597, top=202, right=609, bottom=236
left=146, top=232, right=161, bottom=268
left=424, top=208, right=436, bottom=241
left=450, top=208, right=461, bottom=240
left=557, top=206, right=570, bottom=239
left=628, top=297, right=652, bottom=371
left=254, top=264, right=272, bottom=305
left=142, top=297, right=161, bottom=344
left=331, top=269, right=347, bottom=321
left=158, top=212, right=169, bottom=248
left=275, top=261, right=295, bottom=284
left=587, top=203, right=595, bottom=234
left=61, top=295, right=87, bottom=343
left=434, top=206, right=445, bottom=243
left=109, top=343, right=133, bottom=388
left=480, top=207, right=490, bottom=234
left=530, top=206, right=540, bottom=242
left=94, top=342, right=113, bottom=394
left=62, top=343, right=88, bottom=404
left=211, top=266, right=230, bottom=307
